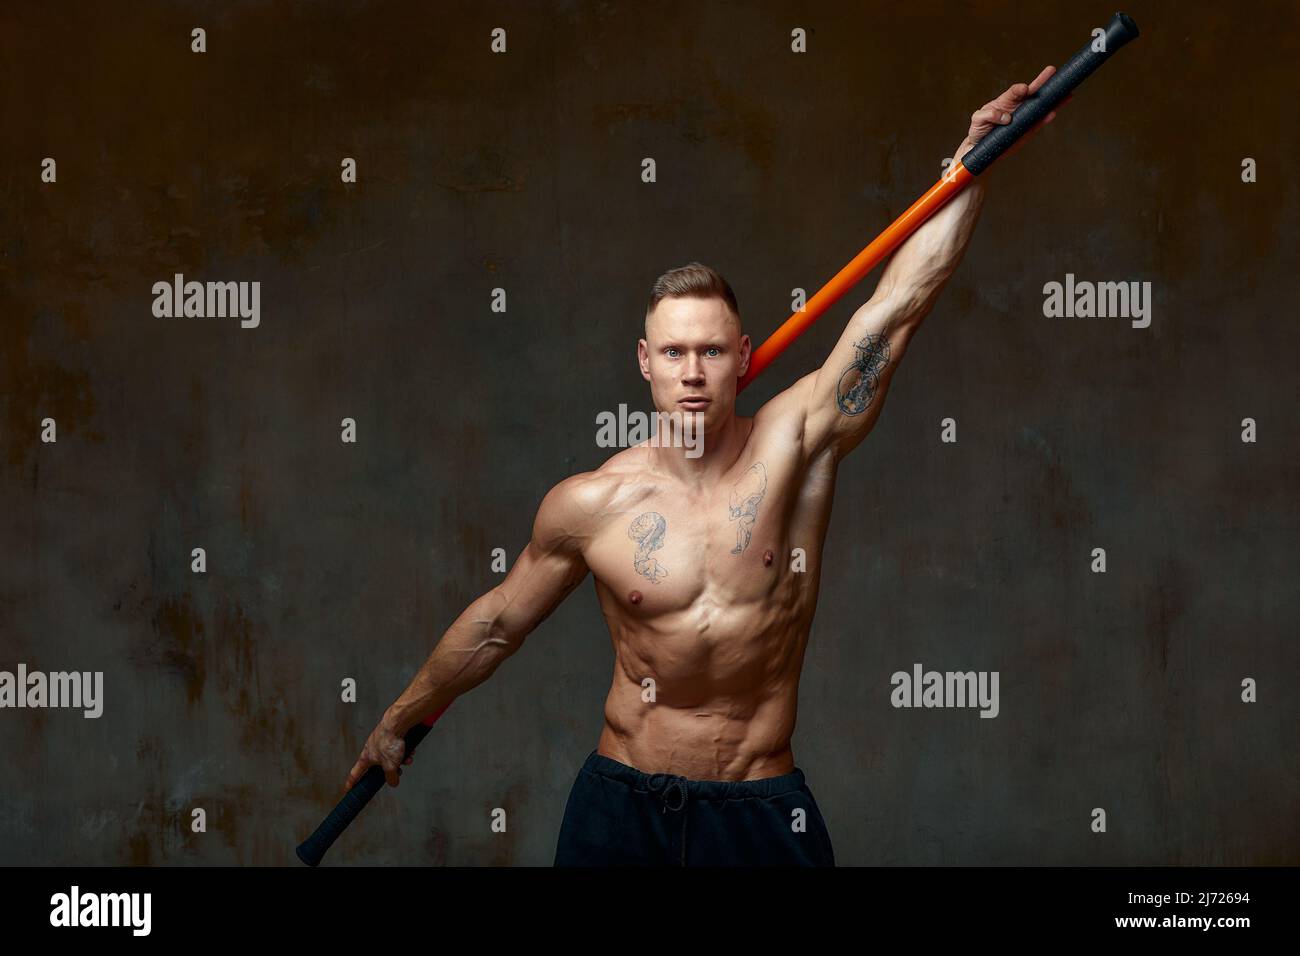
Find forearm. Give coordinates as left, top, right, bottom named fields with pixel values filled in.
left=877, top=139, right=987, bottom=317
left=381, top=587, right=517, bottom=735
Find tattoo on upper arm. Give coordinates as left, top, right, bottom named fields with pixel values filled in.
left=628, top=512, right=669, bottom=583
left=728, top=462, right=768, bottom=554
left=836, top=333, right=891, bottom=416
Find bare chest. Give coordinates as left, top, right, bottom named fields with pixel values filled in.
left=585, top=460, right=798, bottom=616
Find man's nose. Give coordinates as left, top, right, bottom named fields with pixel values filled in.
left=681, top=356, right=705, bottom=384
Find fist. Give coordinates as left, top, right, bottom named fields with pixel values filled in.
left=344, top=718, right=415, bottom=791
left=956, top=65, right=1068, bottom=164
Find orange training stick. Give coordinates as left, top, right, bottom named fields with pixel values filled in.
left=736, top=12, right=1139, bottom=393
left=737, top=163, right=973, bottom=393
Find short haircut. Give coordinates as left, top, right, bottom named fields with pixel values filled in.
left=644, top=262, right=741, bottom=334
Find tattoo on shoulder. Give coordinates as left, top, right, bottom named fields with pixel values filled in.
left=836, top=332, right=890, bottom=416
left=628, top=512, right=669, bottom=583
left=728, top=462, right=768, bottom=555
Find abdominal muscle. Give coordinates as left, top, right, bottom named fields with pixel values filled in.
left=593, top=583, right=812, bottom=781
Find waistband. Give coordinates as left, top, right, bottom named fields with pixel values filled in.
left=580, top=749, right=807, bottom=809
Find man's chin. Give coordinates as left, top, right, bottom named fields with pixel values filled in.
left=651, top=405, right=714, bottom=435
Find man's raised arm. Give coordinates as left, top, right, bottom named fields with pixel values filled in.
left=344, top=474, right=593, bottom=789
left=777, top=66, right=1062, bottom=462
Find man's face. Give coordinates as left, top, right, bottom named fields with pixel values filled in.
left=638, top=295, right=750, bottom=434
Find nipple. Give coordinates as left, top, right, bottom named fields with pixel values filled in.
left=629, top=590, right=643, bottom=605
left=763, top=549, right=774, bottom=567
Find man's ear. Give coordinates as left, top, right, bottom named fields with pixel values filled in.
left=638, top=338, right=651, bottom=381
left=737, top=333, right=751, bottom=379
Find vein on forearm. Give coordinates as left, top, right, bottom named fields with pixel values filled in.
left=879, top=174, right=986, bottom=314
left=386, top=594, right=515, bottom=730
left=430, top=595, right=516, bottom=686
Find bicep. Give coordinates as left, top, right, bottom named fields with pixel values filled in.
left=803, top=292, right=917, bottom=459
left=491, top=481, right=591, bottom=640
left=491, top=541, right=589, bottom=641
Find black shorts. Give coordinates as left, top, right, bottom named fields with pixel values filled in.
left=554, top=749, right=836, bottom=866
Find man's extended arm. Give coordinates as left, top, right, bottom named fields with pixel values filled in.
left=344, top=475, right=592, bottom=789
left=772, top=67, right=1062, bottom=461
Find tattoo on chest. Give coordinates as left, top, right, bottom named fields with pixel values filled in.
left=728, top=461, right=768, bottom=554
left=628, top=511, right=669, bottom=583
left=836, top=332, right=890, bottom=416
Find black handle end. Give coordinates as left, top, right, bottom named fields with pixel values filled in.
left=295, top=721, right=435, bottom=866
left=1106, top=12, right=1140, bottom=51
left=960, top=12, right=1142, bottom=176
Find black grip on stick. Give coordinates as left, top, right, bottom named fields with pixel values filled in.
left=960, top=12, right=1139, bottom=176
left=296, top=720, right=434, bottom=867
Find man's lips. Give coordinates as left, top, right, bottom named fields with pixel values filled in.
left=678, top=397, right=711, bottom=409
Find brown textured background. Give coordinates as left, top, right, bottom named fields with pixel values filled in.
left=1, top=0, right=1297, bottom=865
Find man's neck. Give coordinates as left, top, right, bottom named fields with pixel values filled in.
left=647, top=411, right=751, bottom=490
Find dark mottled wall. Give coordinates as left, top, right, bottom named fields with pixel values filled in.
left=1, top=0, right=1296, bottom=865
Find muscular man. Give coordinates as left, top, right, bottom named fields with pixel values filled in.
left=346, top=68, right=1061, bottom=866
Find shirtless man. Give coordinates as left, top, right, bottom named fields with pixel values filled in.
left=346, top=68, right=1061, bottom=866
